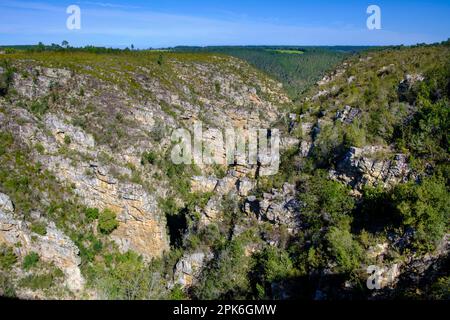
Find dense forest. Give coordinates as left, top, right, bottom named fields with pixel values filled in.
left=170, top=46, right=379, bottom=100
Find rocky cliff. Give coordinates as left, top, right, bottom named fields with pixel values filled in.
left=0, top=44, right=448, bottom=300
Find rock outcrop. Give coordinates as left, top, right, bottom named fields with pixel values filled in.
left=330, top=146, right=413, bottom=191
left=0, top=193, right=84, bottom=293
left=171, top=251, right=214, bottom=289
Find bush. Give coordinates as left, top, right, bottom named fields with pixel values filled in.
left=169, top=284, right=188, bottom=300
left=0, top=245, right=17, bottom=270
left=0, top=60, right=14, bottom=96
left=194, top=240, right=251, bottom=299
left=31, top=222, right=47, bottom=235
left=391, top=176, right=449, bottom=251
left=89, top=251, right=166, bottom=299
left=84, top=207, right=99, bottom=222
left=429, top=276, right=450, bottom=300
left=298, top=170, right=355, bottom=230
left=98, top=208, right=119, bottom=235
left=251, top=246, right=295, bottom=284
left=64, top=135, right=71, bottom=145
left=23, top=252, right=40, bottom=270
left=19, top=268, right=63, bottom=290
left=326, top=224, right=363, bottom=273
left=29, top=98, right=49, bottom=116
left=141, top=151, right=158, bottom=165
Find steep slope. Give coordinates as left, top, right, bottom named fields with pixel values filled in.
left=0, top=51, right=290, bottom=298
left=0, top=42, right=449, bottom=300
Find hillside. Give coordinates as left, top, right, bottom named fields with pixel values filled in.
left=0, top=43, right=449, bottom=300
left=170, top=46, right=371, bottom=100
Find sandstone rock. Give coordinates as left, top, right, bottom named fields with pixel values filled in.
left=367, top=243, right=389, bottom=260
left=237, top=177, right=255, bottom=196
left=215, top=176, right=238, bottom=195
left=281, top=136, right=299, bottom=150
left=44, top=114, right=95, bottom=149
left=347, top=76, right=356, bottom=84
left=377, top=64, right=395, bottom=76
left=40, top=157, right=169, bottom=259
left=331, top=146, right=412, bottom=190
left=250, top=185, right=301, bottom=233
left=335, top=105, right=361, bottom=124
left=0, top=193, right=14, bottom=213
left=172, top=251, right=213, bottom=288
left=12, top=67, right=72, bottom=99
left=191, top=176, right=218, bottom=193
left=0, top=194, right=84, bottom=293
left=300, top=141, right=312, bottom=157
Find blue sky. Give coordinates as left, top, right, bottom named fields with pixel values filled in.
left=0, top=0, right=449, bottom=48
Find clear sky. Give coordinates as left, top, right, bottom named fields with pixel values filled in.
left=1, top=0, right=449, bottom=48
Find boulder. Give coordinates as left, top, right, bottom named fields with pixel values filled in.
left=172, top=251, right=213, bottom=288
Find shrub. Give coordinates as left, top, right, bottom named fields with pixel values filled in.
left=194, top=240, right=251, bottom=299
left=429, top=276, right=450, bottom=300
left=252, top=246, right=295, bottom=284
left=89, top=251, right=165, bottom=299
left=64, top=135, right=71, bottom=145
left=23, top=252, right=40, bottom=270
left=98, top=208, right=119, bottom=235
left=0, top=245, right=18, bottom=270
left=298, top=170, right=355, bottom=230
left=141, top=150, right=158, bottom=165
left=157, top=54, right=164, bottom=66
left=391, top=176, right=449, bottom=251
left=327, top=225, right=364, bottom=273
left=29, top=98, right=49, bottom=116
left=169, top=284, right=188, bottom=300
left=84, top=207, right=99, bottom=222
left=0, top=60, right=14, bottom=96
left=35, top=143, right=45, bottom=154
left=31, top=222, right=47, bottom=235
left=19, top=268, right=63, bottom=290
left=214, top=81, right=221, bottom=94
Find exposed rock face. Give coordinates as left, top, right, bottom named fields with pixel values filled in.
left=13, top=67, right=72, bottom=99
left=191, top=176, right=218, bottom=193
left=237, top=177, right=255, bottom=196
left=172, top=251, right=213, bottom=289
left=330, top=146, right=413, bottom=191
left=44, top=159, right=170, bottom=259
left=244, top=183, right=301, bottom=234
left=0, top=193, right=14, bottom=213
left=44, top=114, right=95, bottom=150
left=335, top=105, right=361, bottom=124
left=0, top=193, right=84, bottom=293
left=398, top=73, right=425, bottom=102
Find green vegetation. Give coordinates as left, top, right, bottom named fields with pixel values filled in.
left=0, top=60, right=15, bottom=96
left=0, top=245, right=17, bottom=270
left=194, top=240, right=251, bottom=299
left=23, top=252, right=40, bottom=270
left=360, top=176, right=449, bottom=252
left=141, top=150, right=158, bottom=165
left=0, top=42, right=449, bottom=300
left=86, top=250, right=172, bottom=299
left=171, top=46, right=370, bottom=100
left=84, top=207, right=99, bottom=222
left=63, top=135, right=72, bottom=145
left=31, top=222, right=47, bottom=235
left=251, top=246, right=297, bottom=298
left=392, top=177, right=449, bottom=251
left=267, top=49, right=304, bottom=54
left=98, top=209, right=119, bottom=235
left=19, top=267, right=64, bottom=290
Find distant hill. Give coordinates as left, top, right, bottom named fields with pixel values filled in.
left=169, top=46, right=381, bottom=100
